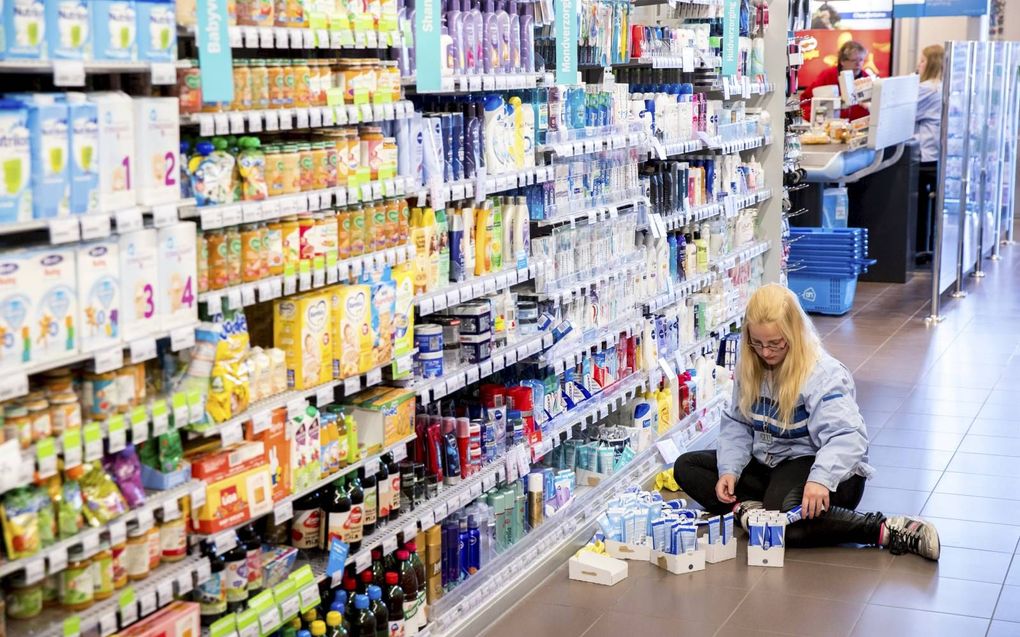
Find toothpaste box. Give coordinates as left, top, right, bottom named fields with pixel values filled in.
left=119, top=228, right=160, bottom=341
left=0, top=100, right=32, bottom=224
left=27, top=246, right=79, bottom=363
left=1, top=0, right=46, bottom=60
left=135, top=0, right=176, bottom=63
left=156, top=222, right=198, bottom=330
left=10, top=94, right=70, bottom=219
left=133, top=97, right=180, bottom=205
left=76, top=240, right=120, bottom=353
left=91, top=0, right=137, bottom=61
left=88, top=92, right=136, bottom=211
left=64, top=94, right=99, bottom=214
left=0, top=250, right=34, bottom=370
left=46, top=0, right=90, bottom=60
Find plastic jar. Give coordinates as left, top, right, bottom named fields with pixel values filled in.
left=232, top=60, right=252, bottom=111
left=297, top=143, right=314, bottom=192
left=146, top=526, right=162, bottom=571
left=251, top=60, right=271, bottom=110
left=125, top=528, right=151, bottom=581
left=279, top=144, right=301, bottom=194
left=225, top=226, right=244, bottom=286
left=111, top=540, right=128, bottom=589
left=336, top=209, right=351, bottom=260
left=241, top=224, right=264, bottom=283
left=60, top=550, right=94, bottom=611
left=41, top=574, right=59, bottom=607
left=3, top=405, right=31, bottom=450
left=197, top=232, right=210, bottom=293
left=92, top=541, right=115, bottom=601
left=160, top=518, right=188, bottom=562
left=310, top=142, right=329, bottom=191
left=264, top=146, right=285, bottom=197
left=24, top=398, right=51, bottom=442
left=268, top=61, right=287, bottom=108
left=206, top=229, right=230, bottom=290
left=293, top=59, right=311, bottom=107
left=6, top=576, right=42, bottom=619
left=265, top=221, right=285, bottom=276
left=323, top=141, right=339, bottom=188
left=282, top=61, right=296, bottom=107
left=177, top=63, right=203, bottom=114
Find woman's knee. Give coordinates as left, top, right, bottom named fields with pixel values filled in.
left=672, top=450, right=711, bottom=489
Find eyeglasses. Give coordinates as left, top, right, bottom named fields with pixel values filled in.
left=749, top=339, right=788, bottom=353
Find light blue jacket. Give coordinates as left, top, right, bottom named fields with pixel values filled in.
left=717, top=351, right=874, bottom=491
left=914, top=80, right=943, bottom=163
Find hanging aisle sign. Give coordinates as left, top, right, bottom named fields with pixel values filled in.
left=415, top=0, right=443, bottom=91
left=556, top=0, right=578, bottom=84
left=721, top=0, right=739, bottom=77
left=893, top=0, right=989, bottom=18
left=197, top=0, right=234, bottom=104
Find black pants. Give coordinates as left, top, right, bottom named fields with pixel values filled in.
left=674, top=450, right=879, bottom=548
left=916, top=161, right=939, bottom=256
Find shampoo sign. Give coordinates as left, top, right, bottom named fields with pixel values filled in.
left=415, top=0, right=442, bottom=92
left=197, top=0, right=233, bottom=104
left=556, top=0, right=577, bottom=84
left=722, top=0, right=739, bottom=76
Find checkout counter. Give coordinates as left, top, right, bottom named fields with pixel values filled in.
left=790, top=74, right=921, bottom=283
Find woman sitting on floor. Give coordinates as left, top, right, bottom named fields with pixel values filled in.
left=673, top=284, right=940, bottom=559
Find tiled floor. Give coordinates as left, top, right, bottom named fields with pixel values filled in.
left=479, top=252, right=1020, bottom=637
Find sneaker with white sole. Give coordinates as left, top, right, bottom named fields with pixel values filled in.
left=882, top=515, right=940, bottom=560
left=733, top=500, right=764, bottom=530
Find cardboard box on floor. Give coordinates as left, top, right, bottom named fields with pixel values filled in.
left=568, top=551, right=628, bottom=586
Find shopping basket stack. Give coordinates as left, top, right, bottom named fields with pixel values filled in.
left=786, top=227, right=875, bottom=315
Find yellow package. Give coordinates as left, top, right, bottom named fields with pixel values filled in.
left=205, top=308, right=251, bottom=422
left=274, top=292, right=333, bottom=389
left=332, top=285, right=373, bottom=376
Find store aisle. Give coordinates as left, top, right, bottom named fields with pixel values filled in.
left=479, top=251, right=1020, bottom=637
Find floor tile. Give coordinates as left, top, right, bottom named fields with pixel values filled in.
left=994, top=586, right=1020, bottom=623
left=894, top=398, right=984, bottom=419
left=869, top=571, right=1001, bottom=617
left=1006, top=557, right=1020, bottom=586
left=579, top=610, right=720, bottom=637
left=958, top=435, right=1020, bottom=457
left=479, top=602, right=600, bottom=637
left=987, top=620, right=1020, bottom=637
left=886, top=546, right=1013, bottom=584
left=857, top=486, right=930, bottom=516
left=849, top=605, right=990, bottom=637
left=724, top=589, right=865, bottom=637
left=529, top=564, right=637, bottom=610
left=921, top=516, right=1020, bottom=553
left=608, top=573, right=744, bottom=624
left=935, top=471, right=1020, bottom=501
left=946, top=452, right=1020, bottom=477
left=757, top=561, right=880, bottom=603
left=978, top=402, right=1020, bottom=421
left=881, top=413, right=974, bottom=434
left=923, top=493, right=1020, bottom=525
left=867, top=445, right=954, bottom=471
left=869, top=466, right=943, bottom=492
left=713, top=626, right=800, bottom=637
left=968, top=419, right=1020, bottom=438
left=906, top=385, right=991, bottom=403
left=871, top=429, right=964, bottom=452
left=785, top=546, right=894, bottom=570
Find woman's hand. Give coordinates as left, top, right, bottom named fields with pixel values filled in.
left=716, top=474, right=738, bottom=504
left=802, top=481, right=830, bottom=519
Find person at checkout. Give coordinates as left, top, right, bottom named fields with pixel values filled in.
left=800, top=41, right=874, bottom=121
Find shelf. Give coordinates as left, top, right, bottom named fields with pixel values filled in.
left=710, top=134, right=771, bottom=154
left=415, top=264, right=537, bottom=316
left=539, top=312, right=645, bottom=375
left=181, top=24, right=400, bottom=50
left=179, top=176, right=419, bottom=230
left=193, top=354, right=406, bottom=440
left=0, top=59, right=185, bottom=85
left=675, top=309, right=745, bottom=360
left=430, top=164, right=556, bottom=204
left=403, top=72, right=550, bottom=94
left=0, top=323, right=198, bottom=403
left=711, top=239, right=771, bottom=272
left=660, top=139, right=706, bottom=157
left=537, top=127, right=649, bottom=157
left=415, top=331, right=553, bottom=404
left=530, top=370, right=653, bottom=461
left=198, top=432, right=416, bottom=543
left=702, top=79, right=777, bottom=98
left=632, top=0, right=723, bottom=7
left=182, top=100, right=416, bottom=136
left=0, top=201, right=192, bottom=243
left=644, top=272, right=717, bottom=312
left=6, top=555, right=210, bottom=637
left=658, top=186, right=773, bottom=231
left=0, top=479, right=204, bottom=580
left=425, top=393, right=727, bottom=637
left=199, top=244, right=415, bottom=311
left=610, top=54, right=721, bottom=70
left=533, top=252, right=646, bottom=302
left=536, top=193, right=647, bottom=227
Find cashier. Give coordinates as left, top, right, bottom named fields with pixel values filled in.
left=800, top=41, right=873, bottom=121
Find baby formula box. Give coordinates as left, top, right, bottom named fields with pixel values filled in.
left=27, top=247, right=79, bottom=363
left=0, top=100, right=32, bottom=224
left=133, top=97, right=181, bottom=205
left=46, top=0, right=90, bottom=60
left=119, top=229, right=160, bottom=341
left=157, top=222, right=199, bottom=330
left=91, top=0, right=137, bottom=61
left=0, top=251, right=34, bottom=369
left=88, top=92, right=136, bottom=211
left=76, top=240, right=121, bottom=353
left=1, top=0, right=46, bottom=60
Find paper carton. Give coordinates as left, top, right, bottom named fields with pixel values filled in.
left=135, top=0, right=176, bottom=62
left=28, top=247, right=78, bottom=362
left=133, top=97, right=180, bottom=205
left=567, top=551, right=628, bottom=586
left=91, top=0, right=137, bottom=61
left=1, top=0, right=46, bottom=60
left=390, top=264, right=414, bottom=379
left=274, top=292, right=333, bottom=390
left=0, top=102, right=32, bottom=224
left=245, top=407, right=291, bottom=503
left=64, top=95, right=99, bottom=215
left=119, top=228, right=160, bottom=341
left=604, top=539, right=651, bottom=561
left=331, top=284, right=372, bottom=376
left=76, top=239, right=120, bottom=353
left=115, top=601, right=200, bottom=637
left=88, top=92, right=136, bottom=211
left=46, top=1, right=90, bottom=60
left=14, top=94, right=70, bottom=219
left=157, top=222, right=198, bottom=330
left=649, top=548, right=706, bottom=574
left=0, top=251, right=34, bottom=369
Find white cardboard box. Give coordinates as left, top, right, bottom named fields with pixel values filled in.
left=568, top=552, right=628, bottom=586
left=747, top=544, right=785, bottom=567
left=649, top=548, right=706, bottom=574
left=704, top=540, right=738, bottom=563
left=605, top=539, right=651, bottom=561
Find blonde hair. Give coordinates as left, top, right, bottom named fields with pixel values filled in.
left=737, top=284, right=822, bottom=427
left=920, top=44, right=944, bottom=83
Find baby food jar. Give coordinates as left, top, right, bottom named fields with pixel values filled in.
left=160, top=518, right=188, bottom=562
left=146, top=526, right=162, bottom=571
left=293, top=59, right=311, bottom=107
left=49, top=391, right=81, bottom=435
left=268, top=61, right=288, bottom=108
left=125, top=528, right=151, bottom=581
left=24, top=398, right=51, bottom=441
left=3, top=405, right=31, bottom=450
left=197, top=232, right=210, bottom=293
left=60, top=549, right=94, bottom=611
left=279, top=145, right=301, bottom=194
left=226, top=226, right=244, bottom=286
left=297, top=143, right=314, bottom=192
left=241, top=224, right=265, bottom=283
left=232, top=60, right=252, bottom=111
left=112, top=539, right=128, bottom=589
left=251, top=59, right=271, bottom=110
left=206, top=229, right=230, bottom=291
left=92, top=541, right=115, bottom=601
left=6, top=575, right=42, bottom=619
left=264, top=145, right=285, bottom=197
